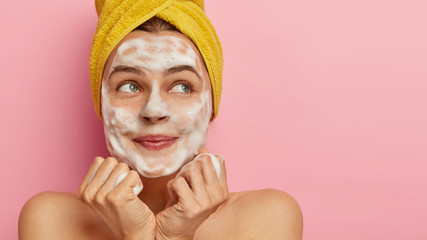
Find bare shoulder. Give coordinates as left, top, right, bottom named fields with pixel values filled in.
left=18, top=191, right=113, bottom=240
left=196, top=189, right=303, bottom=240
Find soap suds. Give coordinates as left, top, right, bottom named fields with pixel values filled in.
left=101, top=34, right=212, bottom=178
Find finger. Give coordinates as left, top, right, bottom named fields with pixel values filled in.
left=87, top=157, right=106, bottom=185
left=218, top=156, right=229, bottom=193
left=175, top=152, right=220, bottom=181
left=197, top=155, right=226, bottom=206
left=85, top=157, right=118, bottom=194
left=168, top=176, right=196, bottom=209
left=111, top=170, right=142, bottom=199
left=194, top=153, right=221, bottom=180
left=78, top=156, right=104, bottom=198
left=216, top=154, right=224, bottom=165
left=165, top=180, right=178, bottom=208
left=197, top=155, right=218, bottom=185
left=184, top=162, right=210, bottom=202
left=97, top=162, right=129, bottom=196
left=114, top=172, right=128, bottom=188
left=113, top=172, right=143, bottom=196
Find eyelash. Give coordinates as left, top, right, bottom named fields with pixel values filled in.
left=171, top=81, right=194, bottom=93
left=115, top=80, right=194, bottom=93
left=116, top=80, right=140, bottom=91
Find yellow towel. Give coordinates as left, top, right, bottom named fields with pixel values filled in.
left=90, top=0, right=223, bottom=119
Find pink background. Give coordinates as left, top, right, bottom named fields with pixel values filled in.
left=1, top=0, right=426, bottom=239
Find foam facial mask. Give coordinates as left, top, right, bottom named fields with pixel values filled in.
left=101, top=32, right=212, bottom=178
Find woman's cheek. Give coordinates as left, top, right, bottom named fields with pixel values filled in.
left=105, top=98, right=139, bottom=133
left=173, top=97, right=209, bottom=133
left=190, top=92, right=212, bottom=136
left=102, top=89, right=140, bottom=158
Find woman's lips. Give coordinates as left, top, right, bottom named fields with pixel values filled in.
left=134, top=135, right=178, bottom=151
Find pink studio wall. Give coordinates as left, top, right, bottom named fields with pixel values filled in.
left=1, top=0, right=426, bottom=239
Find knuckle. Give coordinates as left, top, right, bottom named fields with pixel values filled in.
left=210, top=194, right=222, bottom=205
left=171, top=177, right=186, bottom=188
left=94, top=193, right=106, bottom=205
left=128, top=170, right=139, bottom=179
left=193, top=163, right=203, bottom=173
left=179, top=170, right=190, bottom=179
left=202, top=198, right=212, bottom=209
left=186, top=162, right=197, bottom=170
left=176, top=176, right=186, bottom=185
left=82, top=191, right=94, bottom=204
left=212, top=191, right=228, bottom=206
left=167, top=179, right=174, bottom=189
left=203, top=157, right=213, bottom=166
left=197, top=157, right=207, bottom=165
left=198, top=154, right=210, bottom=162
left=186, top=206, right=201, bottom=218
left=106, top=191, right=127, bottom=206
left=77, top=186, right=86, bottom=198
left=93, top=156, right=105, bottom=165
left=105, top=157, right=118, bottom=165
left=116, top=162, right=129, bottom=171
left=186, top=166, right=197, bottom=176
left=106, top=192, right=119, bottom=203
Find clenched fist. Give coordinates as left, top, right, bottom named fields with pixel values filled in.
left=78, top=157, right=156, bottom=240
left=155, top=149, right=229, bottom=240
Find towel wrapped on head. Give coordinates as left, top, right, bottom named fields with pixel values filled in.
left=89, top=0, right=223, bottom=118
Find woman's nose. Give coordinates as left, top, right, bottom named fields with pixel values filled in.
left=142, top=114, right=169, bottom=123
left=139, top=89, right=169, bottom=124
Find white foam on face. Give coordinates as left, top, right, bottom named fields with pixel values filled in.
left=142, top=81, right=168, bottom=118
left=101, top=33, right=212, bottom=178
left=109, top=36, right=199, bottom=75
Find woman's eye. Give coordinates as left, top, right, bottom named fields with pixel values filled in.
left=170, top=83, right=192, bottom=93
left=118, top=83, right=139, bottom=93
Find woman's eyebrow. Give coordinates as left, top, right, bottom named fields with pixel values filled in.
left=108, top=65, right=143, bottom=79
left=165, top=65, right=201, bottom=80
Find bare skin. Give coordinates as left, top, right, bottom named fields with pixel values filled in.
left=18, top=186, right=303, bottom=239
left=18, top=30, right=303, bottom=239
left=18, top=151, right=302, bottom=239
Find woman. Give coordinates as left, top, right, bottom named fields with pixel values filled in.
left=19, top=1, right=303, bottom=239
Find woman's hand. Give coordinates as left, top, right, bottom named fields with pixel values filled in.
left=77, top=157, right=156, bottom=240
left=155, top=149, right=229, bottom=240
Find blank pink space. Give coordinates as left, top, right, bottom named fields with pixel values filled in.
left=1, top=0, right=426, bottom=239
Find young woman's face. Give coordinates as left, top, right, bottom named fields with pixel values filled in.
left=101, top=30, right=212, bottom=178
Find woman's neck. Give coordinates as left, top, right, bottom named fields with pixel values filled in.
left=138, top=174, right=176, bottom=215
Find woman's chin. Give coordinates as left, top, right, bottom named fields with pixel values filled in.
left=138, top=166, right=179, bottom=178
